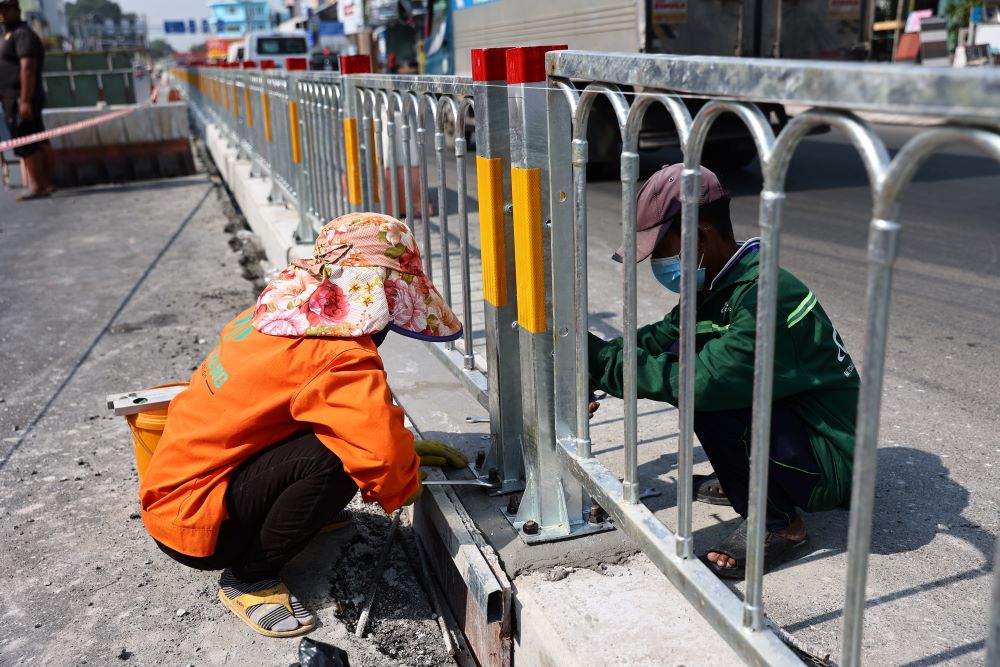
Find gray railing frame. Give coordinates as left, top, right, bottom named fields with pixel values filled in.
left=546, top=49, right=1000, bottom=666
left=174, top=54, right=1000, bottom=665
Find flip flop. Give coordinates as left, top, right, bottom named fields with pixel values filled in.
left=16, top=190, right=51, bottom=201
left=217, top=581, right=315, bottom=638
left=693, top=473, right=731, bottom=506
left=702, top=519, right=811, bottom=580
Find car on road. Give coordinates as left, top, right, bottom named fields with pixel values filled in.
left=309, top=48, right=341, bottom=72
left=243, top=31, right=310, bottom=69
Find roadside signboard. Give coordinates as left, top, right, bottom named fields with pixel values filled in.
left=207, top=37, right=237, bottom=61
left=652, top=0, right=688, bottom=24
left=338, top=0, right=366, bottom=34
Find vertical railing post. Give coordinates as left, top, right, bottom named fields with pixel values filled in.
left=286, top=58, right=313, bottom=243
left=416, top=96, right=434, bottom=280
left=988, top=540, right=1000, bottom=666
left=435, top=104, right=453, bottom=318
left=840, top=215, right=901, bottom=667
left=401, top=93, right=418, bottom=231
left=455, top=99, right=475, bottom=371
left=242, top=62, right=261, bottom=176
left=330, top=83, right=346, bottom=218
left=548, top=72, right=596, bottom=529
left=340, top=56, right=372, bottom=214
left=744, top=186, right=785, bottom=631
left=505, top=45, right=591, bottom=543
left=387, top=98, right=401, bottom=220
left=471, top=48, right=524, bottom=494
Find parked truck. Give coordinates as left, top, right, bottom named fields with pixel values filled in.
left=424, top=0, right=860, bottom=171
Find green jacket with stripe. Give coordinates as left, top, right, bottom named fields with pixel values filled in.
left=588, top=248, right=858, bottom=512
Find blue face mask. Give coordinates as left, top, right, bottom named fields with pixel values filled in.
left=650, top=255, right=705, bottom=294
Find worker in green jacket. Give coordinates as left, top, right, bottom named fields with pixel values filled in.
left=588, top=164, right=858, bottom=579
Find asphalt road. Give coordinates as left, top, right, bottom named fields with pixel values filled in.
left=579, top=125, right=1000, bottom=666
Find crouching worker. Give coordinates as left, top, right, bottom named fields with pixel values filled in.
left=588, top=164, right=858, bottom=580
left=139, top=214, right=466, bottom=637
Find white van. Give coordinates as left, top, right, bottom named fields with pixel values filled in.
left=243, top=31, right=310, bottom=69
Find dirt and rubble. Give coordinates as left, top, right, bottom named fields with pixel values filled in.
left=0, top=156, right=459, bottom=666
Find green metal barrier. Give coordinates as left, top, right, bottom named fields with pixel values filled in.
left=42, top=50, right=144, bottom=107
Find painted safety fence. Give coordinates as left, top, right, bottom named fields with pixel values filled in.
left=173, top=51, right=1000, bottom=666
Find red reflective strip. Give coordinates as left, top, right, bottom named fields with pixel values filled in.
left=260, top=59, right=276, bottom=70
left=242, top=61, right=257, bottom=69
left=505, top=45, right=567, bottom=84
left=472, top=47, right=512, bottom=82
left=286, top=57, right=308, bottom=71
left=340, top=55, right=371, bottom=74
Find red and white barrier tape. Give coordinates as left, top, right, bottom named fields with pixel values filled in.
left=0, top=106, right=140, bottom=154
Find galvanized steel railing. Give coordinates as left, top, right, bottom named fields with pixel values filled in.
left=173, top=58, right=527, bottom=496
left=173, top=52, right=1000, bottom=666
left=542, top=50, right=1000, bottom=666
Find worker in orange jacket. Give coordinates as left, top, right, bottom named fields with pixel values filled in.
left=140, top=213, right=466, bottom=638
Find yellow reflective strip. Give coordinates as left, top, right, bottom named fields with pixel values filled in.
left=476, top=156, right=507, bottom=307
left=343, top=118, right=362, bottom=205
left=261, top=93, right=272, bottom=142
left=369, top=122, right=380, bottom=204
left=511, top=167, right=545, bottom=333
left=288, top=101, right=301, bottom=164
left=696, top=321, right=730, bottom=335
left=787, top=292, right=817, bottom=328
left=244, top=87, right=253, bottom=128
left=232, top=85, right=239, bottom=119
left=222, top=81, right=229, bottom=112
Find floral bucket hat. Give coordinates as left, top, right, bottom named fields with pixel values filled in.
left=251, top=213, right=462, bottom=342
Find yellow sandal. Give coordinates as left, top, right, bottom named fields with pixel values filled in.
left=217, top=581, right=315, bottom=638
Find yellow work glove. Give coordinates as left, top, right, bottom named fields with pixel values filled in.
left=414, top=439, right=469, bottom=468
left=403, top=470, right=427, bottom=507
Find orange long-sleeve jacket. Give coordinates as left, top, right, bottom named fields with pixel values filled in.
left=139, top=307, right=420, bottom=557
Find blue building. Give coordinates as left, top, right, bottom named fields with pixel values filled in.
left=208, top=1, right=272, bottom=35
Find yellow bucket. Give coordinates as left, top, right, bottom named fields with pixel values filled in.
left=124, top=382, right=187, bottom=480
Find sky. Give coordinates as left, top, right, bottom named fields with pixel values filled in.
left=115, top=0, right=286, bottom=51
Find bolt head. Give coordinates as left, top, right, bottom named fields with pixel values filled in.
left=522, top=520, right=539, bottom=535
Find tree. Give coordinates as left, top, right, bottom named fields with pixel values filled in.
left=190, top=42, right=208, bottom=55
left=65, top=0, right=135, bottom=25
left=148, top=39, right=174, bottom=59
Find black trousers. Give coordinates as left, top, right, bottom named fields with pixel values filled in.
left=1, top=93, right=47, bottom=158
left=694, top=402, right=822, bottom=532
left=155, top=432, right=358, bottom=580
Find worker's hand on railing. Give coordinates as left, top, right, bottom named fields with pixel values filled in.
left=414, top=439, right=469, bottom=468
left=589, top=391, right=603, bottom=420
left=402, top=469, right=427, bottom=507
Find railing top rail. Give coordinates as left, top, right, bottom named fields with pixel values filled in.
left=546, top=50, right=1000, bottom=125
left=289, top=70, right=343, bottom=84
left=348, top=73, right=476, bottom=97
